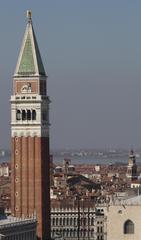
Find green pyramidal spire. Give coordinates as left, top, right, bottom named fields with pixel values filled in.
left=14, top=11, right=46, bottom=77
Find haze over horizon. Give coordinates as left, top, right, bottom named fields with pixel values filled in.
left=0, top=1, right=141, bottom=150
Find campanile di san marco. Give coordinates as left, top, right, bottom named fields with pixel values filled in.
left=11, top=11, right=51, bottom=240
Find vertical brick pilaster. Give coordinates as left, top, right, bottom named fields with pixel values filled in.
left=28, top=136, right=35, bottom=215
left=21, top=137, right=28, bottom=217
left=11, top=138, right=15, bottom=216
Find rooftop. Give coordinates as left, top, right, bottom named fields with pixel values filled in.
left=14, top=11, right=46, bottom=77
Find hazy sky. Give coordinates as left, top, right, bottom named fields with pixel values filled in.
left=0, top=0, right=141, bottom=149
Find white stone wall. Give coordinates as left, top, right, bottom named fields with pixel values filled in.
left=107, top=205, right=141, bottom=240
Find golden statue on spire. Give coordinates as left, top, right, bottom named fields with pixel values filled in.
left=27, top=10, right=32, bottom=22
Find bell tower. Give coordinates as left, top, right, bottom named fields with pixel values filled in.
left=11, top=11, right=51, bottom=240
left=126, top=150, right=138, bottom=180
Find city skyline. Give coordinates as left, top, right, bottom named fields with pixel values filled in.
left=0, top=1, right=141, bottom=149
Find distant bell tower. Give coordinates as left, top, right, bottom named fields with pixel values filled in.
left=126, top=150, right=138, bottom=180
left=11, top=11, right=51, bottom=240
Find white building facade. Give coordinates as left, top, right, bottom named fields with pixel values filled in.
left=0, top=216, right=37, bottom=240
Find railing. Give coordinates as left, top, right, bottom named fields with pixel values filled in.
left=0, top=217, right=37, bottom=230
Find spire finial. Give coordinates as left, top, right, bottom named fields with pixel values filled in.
left=130, top=148, right=134, bottom=155
left=27, top=10, right=32, bottom=23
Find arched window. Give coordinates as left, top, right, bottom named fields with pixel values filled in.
left=67, top=218, right=69, bottom=226
left=66, top=229, right=69, bottom=237
left=70, top=217, right=72, bottom=225
left=60, top=218, right=62, bottom=225
left=83, top=217, right=86, bottom=225
left=80, top=229, right=83, bottom=237
left=91, top=217, right=94, bottom=225
left=91, top=229, right=94, bottom=237
left=52, top=218, right=55, bottom=225
left=32, top=110, right=36, bottom=120
left=63, top=229, right=66, bottom=237
left=124, top=220, right=134, bottom=234
left=70, top=229, right=73, bottom=237
left=22, top=110, right=26, bottom=120
left=52, top=229, right=55, bottom=237
left=74, top=229, right=77, bottom=237
left=63, top=218, right=65, bottom=225
left=27, top=109, right=31, bottom=120
left=84, top=229, right=86, bottom=237
left=56, top=218, right=58, bottom=226
left=16, top=110, right=21, bottom=120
